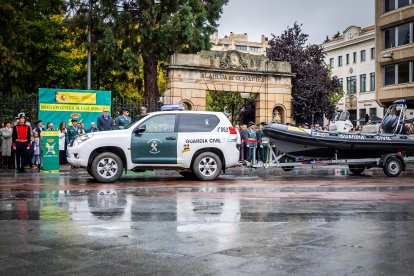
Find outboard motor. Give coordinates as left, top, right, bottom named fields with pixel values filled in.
left=380, top=100, right=407, bottom=134
left=381, top=115, right=398, bottom=133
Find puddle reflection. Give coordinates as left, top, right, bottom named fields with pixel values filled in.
left=1, top=187, right=414, bottom=223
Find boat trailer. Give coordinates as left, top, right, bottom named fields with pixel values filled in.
left=247, top=143, right=414, bottom=177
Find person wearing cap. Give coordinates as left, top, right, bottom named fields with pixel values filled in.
left=12, top=113, right=31, bottom=173
left=87, top=122, right=99, bottom=133
left=97, top=108, right=114, bottom=131
left=66, top=119, right=82, bottom=145
left=115, top=109, right=131, bottom=130
left=34, top=120, right=44, bottom=135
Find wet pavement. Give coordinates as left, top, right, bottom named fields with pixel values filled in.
left=1, top=165, right=414, bottom=275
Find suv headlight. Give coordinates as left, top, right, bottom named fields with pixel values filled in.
left=74, top=133, right=94, bottom=146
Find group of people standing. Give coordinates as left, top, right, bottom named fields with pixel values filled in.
left=0, top=106, right=149, bottom=172
left=0, top=113, right=35, bottom=172
left=236, top=122, right=269, bottom=164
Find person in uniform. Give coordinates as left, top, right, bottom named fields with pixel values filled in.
left=12, top=113, right=31, bottom=173
left=258, top=122, right=269, bottom=162
left=66, top=119, right=81, bottom=145
left=115, top=109, right=131, bottom=129
left=246, top=122, right=258, bottom=163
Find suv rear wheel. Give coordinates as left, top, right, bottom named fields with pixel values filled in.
left=192, top=152, right=222, bottom=181
left=91, top=152, right=123, bottom=183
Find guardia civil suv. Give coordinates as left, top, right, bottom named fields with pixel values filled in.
left=67, top=110, right=240, bottom=182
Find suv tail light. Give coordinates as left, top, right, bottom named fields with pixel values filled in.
left=229, top=127, right=237, bottom=135
left=228, top=126, right=238, bottom=142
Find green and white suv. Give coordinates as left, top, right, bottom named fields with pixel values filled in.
left=67, top=111, right=240, bottom=182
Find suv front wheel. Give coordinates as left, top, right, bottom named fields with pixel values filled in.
left=192, top=152, right=222, bottom=181
left=91, top=152, right=124, bottom=183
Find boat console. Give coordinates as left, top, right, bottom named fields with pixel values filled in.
left=329, top=110, right=353, bottom=132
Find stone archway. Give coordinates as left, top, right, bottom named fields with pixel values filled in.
left=165, top=50, right=294, bottom=123
left=180, top=100, right=193, bottom=110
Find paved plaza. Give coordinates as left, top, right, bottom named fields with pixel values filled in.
left=0, top=165, right=414, bottom=275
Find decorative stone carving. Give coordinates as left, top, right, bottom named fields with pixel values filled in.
left=219, top=51, right=248, bottom=70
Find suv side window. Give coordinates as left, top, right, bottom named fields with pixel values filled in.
left=142, top=114, right=176, bottom=133
left=178, top=114, right=220, bottom=132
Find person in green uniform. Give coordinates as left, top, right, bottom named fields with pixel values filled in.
left=258, top=122, right=269, bottom=162
left=246, top=122, right=258, bottom=162
left=115, top=109, right=132, bottom=129
left=66, top=119, right=82, bottom=145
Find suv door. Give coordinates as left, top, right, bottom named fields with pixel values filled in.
left=131, top=114, right=177, bottom=164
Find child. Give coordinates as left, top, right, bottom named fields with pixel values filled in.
left=32, top=132, right=41, bottom=171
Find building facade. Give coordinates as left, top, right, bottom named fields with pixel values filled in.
left=375, top=0, right=414, bottom=106
left=323, top=25, right=383, bottom=124
left=210, top=32, right=268, bottom=56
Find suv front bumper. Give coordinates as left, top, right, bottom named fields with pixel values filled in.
left=67, top=146, right=88, bottom=167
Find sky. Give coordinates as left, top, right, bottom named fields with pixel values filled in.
left=217, top=0, right=375, bottom=45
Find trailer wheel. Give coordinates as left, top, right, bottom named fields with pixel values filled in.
left=280, top=156, right=295, bottom=171
left=383, top=157, right=402, bottom=177
left=348, top=165, right=365, bottom=175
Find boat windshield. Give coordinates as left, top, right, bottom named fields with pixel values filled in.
left=333, top=111, right=350, bottom=121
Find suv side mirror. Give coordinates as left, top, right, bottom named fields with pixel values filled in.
left=134, top=124, right=146, bottom=133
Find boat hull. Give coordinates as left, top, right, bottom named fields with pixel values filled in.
left=263, top=124, right=414, bottom=158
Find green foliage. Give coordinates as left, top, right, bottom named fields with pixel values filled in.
left=108, top=0, right=229, bottom=109
left=206, top=91, right=253, bottom=124
left=267, top=23, right=343, bottom=123
left=0, top=0, right=227, bottom=110
left=0, top=0, right=66, bottom=95
left=327, top=71, right=345, bottom=105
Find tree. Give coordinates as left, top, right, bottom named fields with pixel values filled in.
left=109, top=0, right=229, bottom=110
left=206, top=91, right=244, bottom=124
left=0, top=0, right=67, bottom=95
left=65, top=1, right=227, bottom=108
left=267, top=22, right=343, bottom=124
left=206, top=92, right=256, bottom=124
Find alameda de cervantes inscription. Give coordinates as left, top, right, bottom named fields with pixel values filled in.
left=200, top=73, right=264, bottom=82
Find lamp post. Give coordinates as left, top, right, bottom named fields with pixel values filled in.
left=240, top=92, right=250, bottom=124
left=87, top=0, right=92, bottom=90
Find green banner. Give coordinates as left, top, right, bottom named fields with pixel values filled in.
left=41, top=131, right=59, bottom=173
left=38, top=88, right=111, bottom=129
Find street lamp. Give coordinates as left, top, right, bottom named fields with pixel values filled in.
left=239, top=93, right=250, bottom=124
left=240, top=92, right=250, bottom=99
left=87, top=0, right=92, bottom=90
